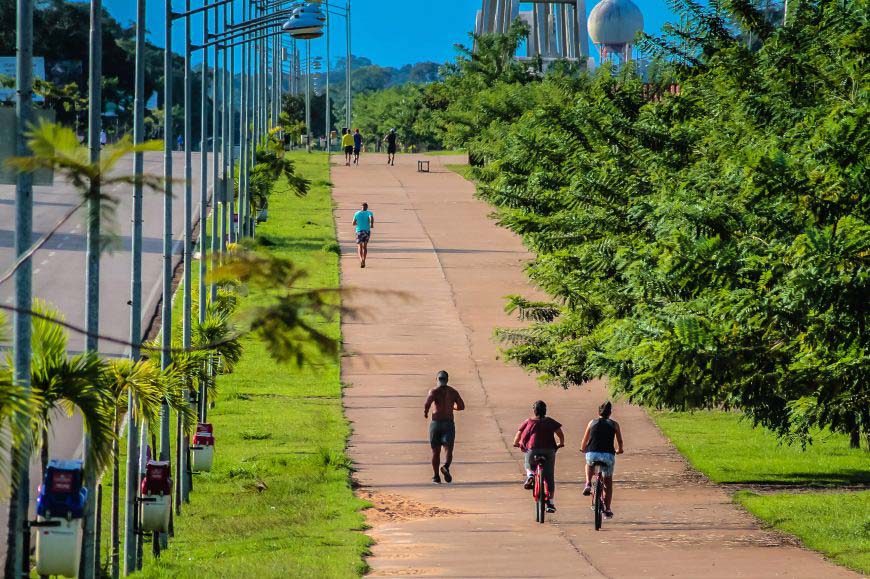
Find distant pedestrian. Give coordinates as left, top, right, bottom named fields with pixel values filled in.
left=99, top=130, right=107, bottom=148
left=353, top=128, right=362, bottom=165
left=383, top=128, right=397, bottom=166
left=352, top=202, right=374, bottom=268
left=341, top=128, right=354, bottom=166
left=176, top=134, right=183, bottom=151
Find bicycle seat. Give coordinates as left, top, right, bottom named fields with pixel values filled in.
left=532, top=454, right=548, bottom=464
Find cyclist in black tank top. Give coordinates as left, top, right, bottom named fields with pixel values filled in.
left=580, top=402, right=624, bottom=518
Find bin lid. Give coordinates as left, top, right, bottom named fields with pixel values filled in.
left=47, top=459, right=83, bottom=471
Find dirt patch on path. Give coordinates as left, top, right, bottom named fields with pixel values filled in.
left=358, top=489, right=462, bottom=524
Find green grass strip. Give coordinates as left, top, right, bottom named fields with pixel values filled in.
left=735, top=490, right=870, bottom=574
left=651, top=410, right=868, bottom=485
left=134, top=152, right=371, bottom=578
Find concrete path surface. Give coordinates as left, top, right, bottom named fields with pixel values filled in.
left=332, top=153, right=857, bottom=578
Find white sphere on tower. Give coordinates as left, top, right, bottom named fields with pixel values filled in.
left=588, top=0, right=644, bottom=62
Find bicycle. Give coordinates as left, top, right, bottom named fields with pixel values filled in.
left=530, top=445, right=562, bottom=523
left=530, top=453, right=551, bottom=523
left=589, top=460, right=608, bottom=530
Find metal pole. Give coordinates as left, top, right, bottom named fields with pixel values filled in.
left=200, top=3, right=210, bottom=324
left=124, top=0, right=146, bottom=574
left=9, top=0, right=33, bottom=576
left=226, top=0, right=236, bottom=245
left=81, top=0, right=103, bottom=576
left=160, top=0, right=173, bottom=474
left=325, top=0, right=331, bottom=150
left=345, top=0, right=351, bottom=130
left=305, top=39, right=311, bottom=153
left=178, top=0, right=195, bottom=510
left=218, top=0, right=233, bottom=260
left=211, top=1, right=221, bottom=300
left=238, top=5, right=249, bottom=238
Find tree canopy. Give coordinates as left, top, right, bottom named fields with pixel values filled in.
left=400, top=0, right=870, bottom=446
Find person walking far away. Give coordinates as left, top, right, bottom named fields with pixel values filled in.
left=99, top=129, right=107, bottom=148
left=424, top=371, right=465, bottom=484
left=341, top=128, right=354, bottom=166
left=352, top=202, right=374, bottom=268
left=176, top=134, right=183, bottom=151
left=353, top=128, right=363, bottom=165
left=580, top=401, right=624, bottom=519
left=513, top=400, right=564, bottom=513
left=384, top=128, right=398, bottom=166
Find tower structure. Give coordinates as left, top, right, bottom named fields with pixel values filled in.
left=474, top=1, right=590, bottom=64
left=587, top=0, right=643, bottom=63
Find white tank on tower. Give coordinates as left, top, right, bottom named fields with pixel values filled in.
left=588, top=0, right=644, bottom=62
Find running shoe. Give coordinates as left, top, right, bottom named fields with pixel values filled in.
left=546, top=502, right=556, bottom=513
left=432, top=474, right=441, bottom=484
left=604, top=509, right=613, bottom=519
left=440, top=466, right=452, bottom=483
left=523, top=476, right=534, bottom=490
left=582, top=485, right=592, bottom=496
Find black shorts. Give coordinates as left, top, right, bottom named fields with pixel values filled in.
left=353, top=147, right=361, bottom=155
left=429, top=420, right=455, bottom=449
left=387, top=144, right=397, bottom=154
left=356, top=230, right=370, bottom=244
left=344, top=145, right=353, bottom=154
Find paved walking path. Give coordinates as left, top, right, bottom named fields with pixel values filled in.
left=332, top=154, right=856, bottom=578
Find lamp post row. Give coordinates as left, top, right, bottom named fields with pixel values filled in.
left=10, top=0, right=350, bottom=576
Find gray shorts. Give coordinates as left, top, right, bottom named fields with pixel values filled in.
left=429, top=420, right=455, bottom=449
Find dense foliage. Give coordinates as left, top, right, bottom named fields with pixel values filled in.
left=422, top=1, right=869, bottom=445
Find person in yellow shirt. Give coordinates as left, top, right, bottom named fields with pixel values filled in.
left=341, top=129, right=354, bottom=166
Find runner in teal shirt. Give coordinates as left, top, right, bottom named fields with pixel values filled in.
left=353, top=202, right=374, bottom=268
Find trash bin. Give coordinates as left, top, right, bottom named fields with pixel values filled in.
left=140, top=461, right=172, bottom=533
left=191, top=423, right=215, bottom=472
left=35, top=459, right=87, bottom=577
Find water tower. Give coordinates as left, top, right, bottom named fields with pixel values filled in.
left=588, top=0, right=643, bottom=63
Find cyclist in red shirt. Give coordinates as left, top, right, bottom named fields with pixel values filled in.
left=512, top=400, right=565, bottom=512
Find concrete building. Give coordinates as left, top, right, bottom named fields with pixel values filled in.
left=474, top=1, right=591, bottom=65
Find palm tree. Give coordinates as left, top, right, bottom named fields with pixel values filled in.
left=193, top=305, right=243, bottom=419
left=25, top=301, right=114, bottom=478
left=0, top=313, right=33, bottom=491
left=100, top=359, right=165, bottom=578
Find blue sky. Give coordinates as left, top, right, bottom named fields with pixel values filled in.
left=99, top=1, right=678, bottom=69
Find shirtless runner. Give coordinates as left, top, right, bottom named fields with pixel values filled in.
left=424, top=370, right=465, bottom=484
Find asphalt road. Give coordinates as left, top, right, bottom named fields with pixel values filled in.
left=0, top=150, right=213, bottom=558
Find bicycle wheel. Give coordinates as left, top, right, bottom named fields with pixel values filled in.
left=593, top=479, right=603, bottom=531
left=536, top=469, right=547, bottom=524
left=537, top=484, right=546, bottom=524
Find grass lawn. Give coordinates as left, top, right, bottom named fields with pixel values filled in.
left=445, top=163, right=473, bottom=181
left=424, top=149, right=467, bottom=156
left=653, top=410, right=869, bottom=575
left=652, top=410, right=869, bottom=485
left=133, top=151, right=371, bottom=578
left=736, top=490, right=870, bottom=574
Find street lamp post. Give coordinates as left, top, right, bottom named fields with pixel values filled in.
left=325, top=0, right=331, bottom=150
left=81, top=0, right=103, bottom=574
left=200, top=3, right=210, bottom=330
left=346, top=0, right=351, bottom=129
left=9, top=0, right=34, bottom=576
left=226, top=2, right=236, bottom=245
left=124, top=0, right=147, bottom=573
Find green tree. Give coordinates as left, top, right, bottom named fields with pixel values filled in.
left=465, top=0, right=868, bottom=446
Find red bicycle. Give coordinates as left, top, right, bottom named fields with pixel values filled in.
left=530, top=445, right=562, bottom=523
left=531, top=453, right=550, bottom=523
